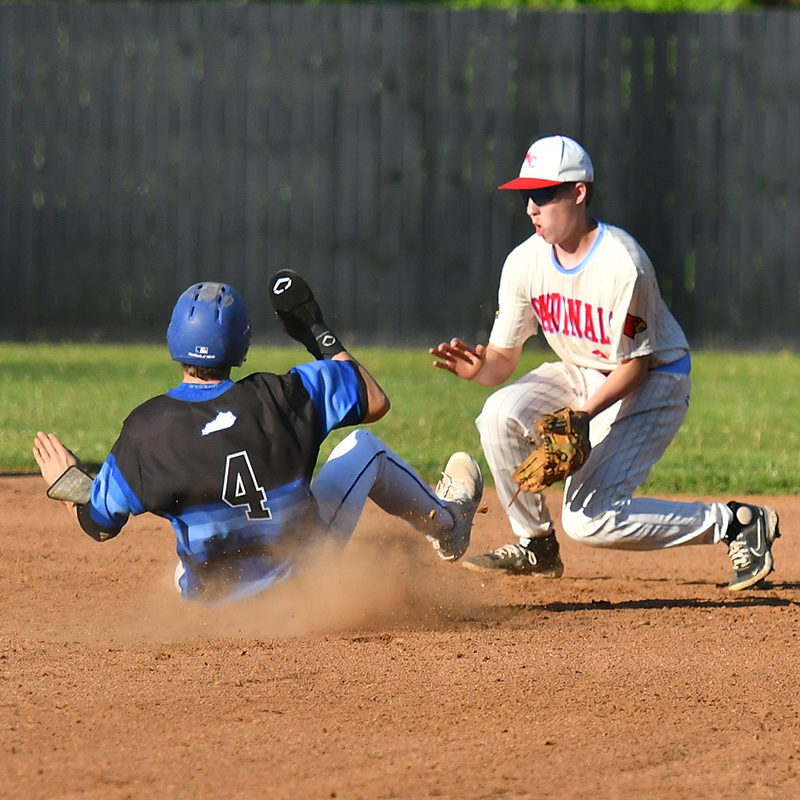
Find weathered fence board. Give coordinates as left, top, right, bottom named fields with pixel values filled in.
left=2, top=4, right=800, bottom=347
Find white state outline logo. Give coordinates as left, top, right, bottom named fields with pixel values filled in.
left=202, top=411, right=237, bottom=436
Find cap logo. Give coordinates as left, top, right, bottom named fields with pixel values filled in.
left=497, top=136, right=592, bottom=191
left=196, top=346, right=209, bottom=354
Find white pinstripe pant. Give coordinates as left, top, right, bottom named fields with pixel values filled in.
left=476, top=361, right=731, bottom=549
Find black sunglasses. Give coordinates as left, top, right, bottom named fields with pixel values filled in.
left=519, top=186, right=561, bottom=207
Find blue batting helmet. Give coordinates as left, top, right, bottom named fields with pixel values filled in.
left=167, top=282, right=251, bottom=368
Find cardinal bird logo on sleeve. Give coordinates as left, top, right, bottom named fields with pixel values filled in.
left=623, top=314, right=648, bottom=338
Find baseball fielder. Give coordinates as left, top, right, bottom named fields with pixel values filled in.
left=35, top=276, right=482, bottom=604
left=431, top=135, right=778, bottom=591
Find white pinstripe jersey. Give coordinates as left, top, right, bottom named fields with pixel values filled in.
left=489, top=221, right=689, bottom=370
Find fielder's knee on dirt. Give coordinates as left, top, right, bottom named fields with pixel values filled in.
left=560, top=500, right=669, bottom=548
left=561, top=498, right=725, bottom=550
left=560, top=504, right=611, bottom=545
left=560, top=502, right=674, bottom=549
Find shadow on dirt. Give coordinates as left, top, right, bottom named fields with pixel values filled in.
left=515, top=593, right=800, bottom=613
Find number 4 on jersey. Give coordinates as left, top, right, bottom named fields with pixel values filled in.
left=222, top=451, right=272, bottom=520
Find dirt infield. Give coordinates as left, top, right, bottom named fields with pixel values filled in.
left=2, top=475, right=800, bottom=799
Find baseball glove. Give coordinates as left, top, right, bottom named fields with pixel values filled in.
left=511, top=407, right=591, bottom=502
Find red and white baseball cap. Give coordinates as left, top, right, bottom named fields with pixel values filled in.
left=499, top=135, right=594, bottom=190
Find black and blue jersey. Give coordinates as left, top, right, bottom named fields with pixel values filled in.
left=82, top=360, right=367, bottom=602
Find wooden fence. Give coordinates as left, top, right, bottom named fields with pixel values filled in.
left=1, top=3, right=799, bottom=347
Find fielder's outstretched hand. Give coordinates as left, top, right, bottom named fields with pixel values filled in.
left=32, top=432, right=79, bottom=488
left=430, top=338, right=487, bottom=380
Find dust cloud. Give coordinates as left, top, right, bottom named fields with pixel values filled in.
left=117, top=524, right=485, bottom=642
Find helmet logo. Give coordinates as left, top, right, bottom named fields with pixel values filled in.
left=272, top=276, right=293, bottom=294
left=187, top=345, right=216, bottom=360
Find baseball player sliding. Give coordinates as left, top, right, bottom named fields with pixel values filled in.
left=34, top=274, right=482, bottom=604
left=431, top=134, right=779, bottom=591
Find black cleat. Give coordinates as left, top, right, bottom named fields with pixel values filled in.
left=725, top=502, right=780, bottom=591
left=463, top=532, right=564, bottom=577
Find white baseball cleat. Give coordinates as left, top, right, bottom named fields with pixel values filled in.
left=428, top=452, right=483, bottom=562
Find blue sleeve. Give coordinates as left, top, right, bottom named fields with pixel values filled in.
left=290, top=360, right=365, bottom=439
left=88, top=452, right=146, bottom=532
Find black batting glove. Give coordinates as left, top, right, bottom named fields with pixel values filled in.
left=269, top=270, right=346, bottom=360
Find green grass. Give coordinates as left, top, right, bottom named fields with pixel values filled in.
left=3, top=343, right=799, bottom=495
left=449, top=0, right=751, bottom=9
